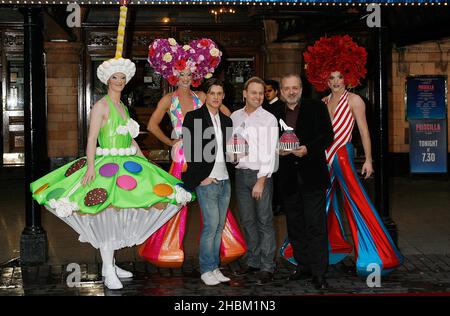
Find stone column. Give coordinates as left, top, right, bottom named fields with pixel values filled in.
left=20, top=6, right=48, bottom=265
left=264, top=42, right=305, bottom=81
left=373, top=11, right=399, bottom=244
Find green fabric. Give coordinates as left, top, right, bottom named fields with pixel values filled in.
left=30, top=95, right=192, bottom=215
left=98, top=95, right=131, bottom=149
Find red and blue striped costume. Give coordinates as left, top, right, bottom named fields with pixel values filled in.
left=281, top=91, right=403, bottom=277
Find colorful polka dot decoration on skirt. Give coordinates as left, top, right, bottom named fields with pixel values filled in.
left=46, top=188, right=65, bottom=201
left=84, top=188, right=108, bottom=206
left=65, top=158, right=87, bottom=177
left=123, top=161, right=143, bottom=174
left=116, top=175, right=137, bottom=191
left=99, top=163, right=119, bottom=177
left=34, top=183, right=49, bottom=195
left=153, top=183, right=174, bottom=197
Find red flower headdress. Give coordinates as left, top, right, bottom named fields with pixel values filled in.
left=303, top=35, right=367, bottom=92
left=148, top=38, right=222, bottom=87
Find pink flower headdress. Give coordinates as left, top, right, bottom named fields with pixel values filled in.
left=148, top=37, right=222, bottom=87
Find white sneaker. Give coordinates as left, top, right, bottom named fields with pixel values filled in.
left=212, top=268, right=231, bottom=282
left=201, top=271, right=221, bottom=286
left=102, top=264, right=133, bottom=278
left=103, top=267, right=123, bottom=290
left=115, top=265, right=133, bottom=278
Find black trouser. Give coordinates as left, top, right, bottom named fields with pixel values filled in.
left=283, top=185, right=329, bottom=277
left=271, top=172, right=281, bottom=210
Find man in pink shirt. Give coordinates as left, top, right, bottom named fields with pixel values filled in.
left=231, top=77, right=279, bottom=285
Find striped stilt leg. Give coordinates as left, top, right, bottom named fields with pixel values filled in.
left=332, top=144, right=403, bottom=277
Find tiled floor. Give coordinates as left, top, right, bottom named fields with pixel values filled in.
left=1, top=255, right=450, bottom=296
left=0, top=166, right=449, bottom=296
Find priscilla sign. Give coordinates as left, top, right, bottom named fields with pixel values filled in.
left=406, top=76, right=447, bottom=173
left=409, top=120, right=447, bottom=173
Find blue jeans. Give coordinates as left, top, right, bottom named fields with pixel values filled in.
left=235, top=169, right=276, bottom=273
left=195, top=179, right=231, bottom=274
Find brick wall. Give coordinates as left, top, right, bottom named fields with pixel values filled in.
left=45, top=42, right=81, bottom=158
left=390, top=39, right=450, bottom=153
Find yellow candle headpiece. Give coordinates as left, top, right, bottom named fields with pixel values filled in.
left=97, top=0, right=135, bottom=85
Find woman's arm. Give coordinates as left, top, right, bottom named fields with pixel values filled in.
left=350, top=93, right=373, bottom=179
left=147, top=93, right=176, bottom=146
left=131, top=138, right=145, bottom=158
left=196, top=90, right=206, bottom=104
left=219, top=104, right=231, bottom=116
left=82, top=99, right=107, bottom=186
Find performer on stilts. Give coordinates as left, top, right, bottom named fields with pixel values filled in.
left=282, top=34, right=403, bottom=277
left=30, top=1, right=192, bottom=290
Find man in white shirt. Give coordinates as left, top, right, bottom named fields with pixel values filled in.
left=231, top=77, right=279, bottom=285
left=181, top=79, right=233, bottom=286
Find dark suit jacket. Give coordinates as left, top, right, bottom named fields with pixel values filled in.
left=263, top=98, right=285, bottom=116
left=273, top=98, right=334, bottom=194
left=181, top=105, right=234, bottom=192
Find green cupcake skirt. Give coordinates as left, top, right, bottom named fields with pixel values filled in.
left=30, top=155, right=187, bottom=214
left=30, top=155, right=194, bottom=250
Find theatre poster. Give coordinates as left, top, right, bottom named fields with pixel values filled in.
left=406, top=76, right=447, bottom=173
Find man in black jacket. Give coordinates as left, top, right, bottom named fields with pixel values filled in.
left=181, top=79, right=234, bottom=286
left=263, top=79, right=285, bottom=216
left=273, top=74, right=334, bottom=289
left=263, top=79, right=285, bottom=115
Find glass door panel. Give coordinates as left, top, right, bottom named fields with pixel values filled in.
left=3, top=58, right=24, bottom=165
left=223, top=57, right=255, bottom=112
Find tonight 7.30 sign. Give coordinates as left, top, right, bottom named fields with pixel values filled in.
left=407, top=76, right=447, bottom=174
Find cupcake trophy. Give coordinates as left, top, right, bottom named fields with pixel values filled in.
left=226, top=122, right=249, bottom=156
left=278, top=119, right=300, bottom=151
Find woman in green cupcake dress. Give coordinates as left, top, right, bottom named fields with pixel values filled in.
left=30, top=3, right=193, bottom=290
left=30, top=55, right=193, bottom=290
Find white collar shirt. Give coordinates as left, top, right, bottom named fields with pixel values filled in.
left=269, top=97, right=279, bottom=105
left=207, top=110, right=229, bottom=180
left=230, top=106, right=279, bottom=179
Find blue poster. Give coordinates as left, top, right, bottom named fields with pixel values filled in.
left=406, top=76, right=447, bottom=119
left=409, top=120, right=447, bottom=173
